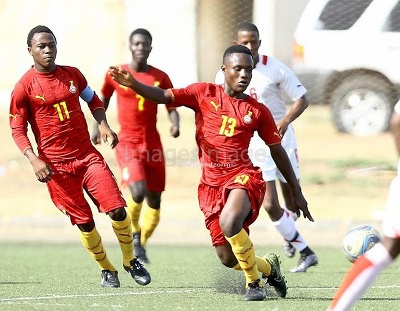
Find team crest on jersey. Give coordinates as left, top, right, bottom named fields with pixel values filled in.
left=69, top=80, right=77, bottom=94
left=243, top=111, right=253, bottom=124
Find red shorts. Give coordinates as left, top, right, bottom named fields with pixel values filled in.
left=198, top=167, right=266, bottom=246
left=115, top=140, right=165, bottom=192
left=46, top=148, right=126, bottom=225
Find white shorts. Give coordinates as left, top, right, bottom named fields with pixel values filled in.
left=382, top=173, right=400, bottom=239
left=249, top=124, right=300, bottom=183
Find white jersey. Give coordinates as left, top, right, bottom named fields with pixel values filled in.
left=215, top=54, right=307, bottom=122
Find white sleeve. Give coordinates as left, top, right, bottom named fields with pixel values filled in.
left=395, top=100, right=400, bottom=115
left=214, top=69, right=224, bottom=85
left=278, top=62, right=307, bottom=101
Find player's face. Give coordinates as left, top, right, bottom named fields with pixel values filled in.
left=28, top=32, right=57, bottom=72
left=221, top=52, right=253, bottom=97
left=129, top=34, right=152, bottom=64
left=235, top=30, right=261, bottom=63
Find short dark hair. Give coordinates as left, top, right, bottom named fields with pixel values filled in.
left=129, top=28, right=152, bottom=44
left=236, top=22, right=259, bottom=37
left=222, top=45, right=253, bottom=64
left=27, top=25, right=56, bottom=47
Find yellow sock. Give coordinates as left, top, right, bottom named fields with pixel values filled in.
left=111, top=214, right=135, bottom=267
left=233, top=257, right=271, bottom=276
left=225, top=229, right=259, bottom=286
left=141, top=204, right=160, bottom=246
left=79, top=227, right=115, bottom=271
left=126, top=195, right=143, bottom=233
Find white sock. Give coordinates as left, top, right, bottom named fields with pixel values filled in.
left=273, top=210, right=308, bottom=251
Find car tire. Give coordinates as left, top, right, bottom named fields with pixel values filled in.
left=330, top=74, right=394, bottom=136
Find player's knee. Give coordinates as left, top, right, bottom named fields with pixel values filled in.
left=147, top=193, right=161, bottom=208
left=218, top=251, right=237, bottom=268
left=108, top=207, right=127, bottom=221
left=77, top=221, right=95, bottom=232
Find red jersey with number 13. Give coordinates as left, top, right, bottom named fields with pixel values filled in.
left=168, top=82, right=282, bottom=186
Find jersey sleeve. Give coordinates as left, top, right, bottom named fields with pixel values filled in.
left=73, top=68, right=104, bottom=113
left=100, top=71, right=116, bottom=99
left=214, top=69, right=224, bottom=85
left=395, top=99, right=400, bottom=115
left=167, top=82, right=207, bottom=111
left=279, top=61, right=307, bottom=101
left=9, top=82, right=33, bottom=154
left=256, top=105, right=282, bottom=146
left=158, top=72, right=176, bottom=112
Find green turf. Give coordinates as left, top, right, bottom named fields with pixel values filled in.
left=1, top=243, right=399, bottom=310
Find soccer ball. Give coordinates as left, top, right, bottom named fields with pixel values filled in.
left=342, top=224, right=381, bottom=263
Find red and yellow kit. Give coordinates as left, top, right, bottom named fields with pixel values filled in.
left=101, top=64, right=174, bottom=191
left=168, top=82, right=282, bottom=245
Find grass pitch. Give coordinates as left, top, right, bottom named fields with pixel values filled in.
left=1, top=243, right=400, bottom=311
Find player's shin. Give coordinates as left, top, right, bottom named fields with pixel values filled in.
left=126, top=195, right=143, bottom=233
left=111, top=214, right=135, bottom=267
left=226, top=229, right=259, bottom=285
left=79, top=227, right=116, bottom=271
left=141, top=204, right=160, bottom=245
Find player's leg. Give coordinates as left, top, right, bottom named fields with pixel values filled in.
left=116, top=142, right=145, bottom=237
left=137, top=191, right=161, bottom=263
left=84, top=151, right=150, bottom=286
left=328, top=175, right=400, bottom=310
left=280, top=180, right=318, bottom=271
left=47, top=163, right=119, bottom=287
left=137, top=149, right=166, bottom=263
left=328, top=240, right=396, bottom=311
left=120, top=149, right=147, bottom=263
left=127, top=180, right=148, bottom=263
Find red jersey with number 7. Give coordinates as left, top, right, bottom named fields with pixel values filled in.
left=101, top=64, right=173, bottom=145
left=9, top=65, right=104, bottom=162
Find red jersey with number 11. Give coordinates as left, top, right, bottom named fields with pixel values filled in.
left=10, top=65, right=104, bottom=162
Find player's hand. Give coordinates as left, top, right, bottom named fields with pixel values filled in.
left=276, top=120, right=289, bottom=137
left=101, top=127, right=118, bottom=149
left=293, top=191, right=314, bottom=222
left=170, top=125, right=180, bottom=138
left=31, top=158, right=53, bottom=183
left=108, top=66, right=135, bottom=88
left=90, top=123, right=101, bottom=145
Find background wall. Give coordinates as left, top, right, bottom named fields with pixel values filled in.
left=0, top=0, right=308, bottom=102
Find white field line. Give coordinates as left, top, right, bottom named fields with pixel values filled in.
left=296, top=285, right=400, bottom=290
left=2, top=285, right=400, bottom=302
left=0, top=289, right=198, bottom=302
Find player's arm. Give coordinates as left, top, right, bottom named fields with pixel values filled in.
left=269, top=143, right=313, bottom=221
left=168, top=108, right=180, bottom=138
left=81, top=85, right=118, bottom=149
left=10, top=90, right=53, bottom=183
left=108, top=66, right=172, bottom=104
left=91, top=95, right=111, bottom=145
left=277, top=95, right=308, bottom=136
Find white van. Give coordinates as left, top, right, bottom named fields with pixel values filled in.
left=292, top=0, right=400, bottom=135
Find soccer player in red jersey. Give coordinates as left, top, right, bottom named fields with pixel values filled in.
left=9, top=25, right=150, bottom=288
left=108, top=44, right=313, bottom=301
left=91, top=29, right=180, bottom=264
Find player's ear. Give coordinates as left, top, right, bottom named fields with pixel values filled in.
left=221, top=65, right=226, bottom=74
left=27, top=46, right=32, bottom=55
